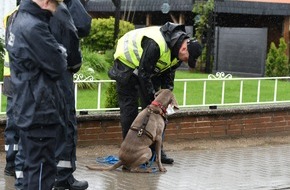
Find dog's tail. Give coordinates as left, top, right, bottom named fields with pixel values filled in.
left=86, top=160, right=123, bottom=171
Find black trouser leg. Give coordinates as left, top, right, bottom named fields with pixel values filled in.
left=116, top=77, right=139, bottom=139
left=4, top=96, right=19, bottom=172
left=20, top=125, right=62, bottom=190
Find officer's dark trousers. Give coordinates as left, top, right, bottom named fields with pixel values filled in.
left=56, top=119, right=77, bottom=183
left=4, top=96, right=19, bottom=170
left=20, top=125, right=63, bottom=190
left=116, top=76, right=140, bottom=139
left=56, top=71, right=77, bottom=183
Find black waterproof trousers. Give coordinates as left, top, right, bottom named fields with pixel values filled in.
left=20, top=125, right=64, bottom=190
left=55, top=71, right=78, bottom=183
left=116, top=75, right=141, bottom=139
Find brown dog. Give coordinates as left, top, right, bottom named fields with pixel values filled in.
left=86, top=89, right=178, bottom=173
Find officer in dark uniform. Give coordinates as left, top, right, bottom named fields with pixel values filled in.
left=4, top=0, right=91, bottom=189
left=6, top=0, right=68, bottom=189
left=49, top=0, right=92, bottom=189
left=109, top=22, right=202, bottom=164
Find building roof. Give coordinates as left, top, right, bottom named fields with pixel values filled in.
left=85, top=0, right=290, bottom=16
left=215, top=1, right=290, bottom=15
left=238, top=0, right=290, bottom=3
left=86, top=0, right=194, bottom=12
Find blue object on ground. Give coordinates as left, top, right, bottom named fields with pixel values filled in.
left=96, top=155, right=158, bottom=172
left=96, top=155, right=119, bottom=165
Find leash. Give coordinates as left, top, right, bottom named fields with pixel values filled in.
left=145, top=128, right=166, bottom=171
left=140, top=153, right=157, bottom=173
left=148, top=152, right=156, bottom=167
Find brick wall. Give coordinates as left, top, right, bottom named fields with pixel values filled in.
left=76, top=104, right=290, bottom=146
left=1, top=104, right=290, bottom=151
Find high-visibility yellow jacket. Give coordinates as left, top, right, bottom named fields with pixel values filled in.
left=3, top=49, right=10, bottom=76
left=3, top=7, right=19, bottom=77
left=114, top=26, right=179, bottom=73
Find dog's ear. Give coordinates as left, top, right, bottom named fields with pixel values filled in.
left=170, top=93, right=179, bottom=110
left=154, top=89, right=164, bottom=98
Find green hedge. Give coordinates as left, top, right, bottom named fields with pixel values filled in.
left=82, top=17, right=135, bottom=51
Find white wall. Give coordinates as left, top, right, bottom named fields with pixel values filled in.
left=0, top=0, right=17, bottom=38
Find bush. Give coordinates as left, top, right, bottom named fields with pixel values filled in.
left=75, top=47, right=114, bottom=89
left=266, top=38, right=289, bottom=77
left=80, top=17, right=134, bottom=108
left=81, top=18, right=134, bottom=109
left=105, top=83, right=119, bottom=108
left=82, top=47, right=111, bottom=72
left=82, top=17, right=135, bottom=51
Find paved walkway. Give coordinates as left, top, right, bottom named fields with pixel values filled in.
left=1, top=141, right=290, bottom=190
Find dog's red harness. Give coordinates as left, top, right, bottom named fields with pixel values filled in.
left=130, top=100, right=168, bottom=141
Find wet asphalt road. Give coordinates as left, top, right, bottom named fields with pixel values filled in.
left=1, top=142, right=290, bottom=190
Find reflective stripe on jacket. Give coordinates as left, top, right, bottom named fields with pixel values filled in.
left=114, top=26, right=179, bottom=73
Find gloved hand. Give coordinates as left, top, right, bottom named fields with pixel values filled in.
left=57, top=44, right=67, bottom=58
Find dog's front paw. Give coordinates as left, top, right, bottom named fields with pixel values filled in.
left=159, top=167, right=167, bottom=172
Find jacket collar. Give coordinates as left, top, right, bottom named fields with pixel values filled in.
left=19, top=0, right=52, bottom=22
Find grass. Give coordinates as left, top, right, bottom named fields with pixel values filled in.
left=2, top=70, right=290, bottom=112
left=75, top=70, right=290, bottom=110
left=174, top=72, right=290, bottom=105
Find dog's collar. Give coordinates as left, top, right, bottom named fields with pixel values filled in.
left=150, top=100, right=167, bottom=115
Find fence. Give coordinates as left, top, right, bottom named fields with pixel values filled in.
left=73, top=72, right=290, bottom=112
left=0, top=73, right=289, bottom=114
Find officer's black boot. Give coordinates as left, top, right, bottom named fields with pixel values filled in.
left=4, top=164, right=15, bottom=177
left=54, top=176, right=88, bottom=190
left=150, top=144, right=174, bottom=164
left=161, top=149, right=174, bottom=164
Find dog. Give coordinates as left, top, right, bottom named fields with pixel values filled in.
left=86, top=89, right=179, bottom=173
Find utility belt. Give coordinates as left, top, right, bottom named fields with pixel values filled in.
left=108, top=59, right=163, bottom=85
left=108, top=59, right=134, bottom=85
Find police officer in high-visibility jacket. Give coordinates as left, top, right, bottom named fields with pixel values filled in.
left=3, top=6, right=22, bottom=182
left=3, top=48, right=18, bottom=175
left=109, top=22, right=202, bottom=164
left=3, top=5, right=28, bottom=190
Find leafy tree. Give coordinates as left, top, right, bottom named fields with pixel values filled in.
left=192, top=0, right=214, bottom=41
left=192, top=0, right=214, bottom=73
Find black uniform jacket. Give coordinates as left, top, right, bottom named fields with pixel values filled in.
left=6, top=0, right=67, bottom=129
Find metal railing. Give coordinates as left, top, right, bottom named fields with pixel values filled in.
left=0, top=73, right=289, bottom=114
left=73, top=72, right=290, bottom=112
